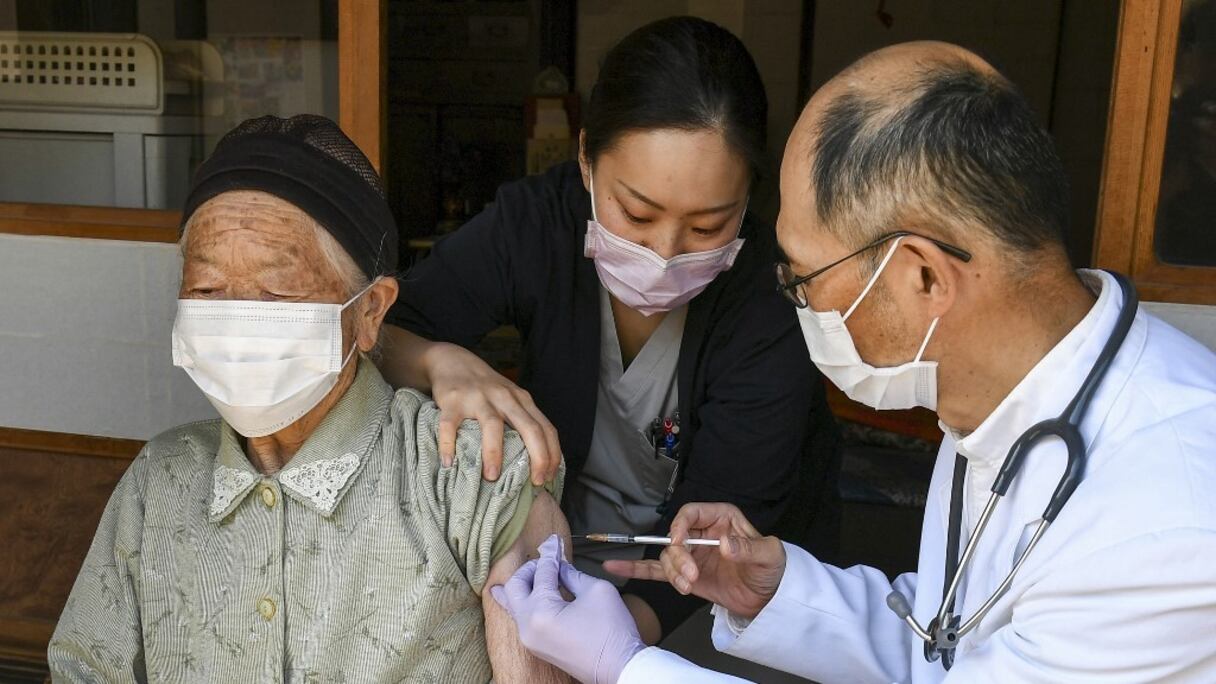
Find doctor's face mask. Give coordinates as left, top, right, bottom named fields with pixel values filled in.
left=795, top=237, right=941, bottom=411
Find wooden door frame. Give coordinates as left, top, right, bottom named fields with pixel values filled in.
left=1093, top=0, right=1216, bottom=303
left=339, top=0, right=386, bottom=176
left=0, top=0, right=385, bottom=245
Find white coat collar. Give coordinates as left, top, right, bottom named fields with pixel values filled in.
left=941, top=270, right=1117, bottom=470
left=929, top=270, right=1146, bottom=646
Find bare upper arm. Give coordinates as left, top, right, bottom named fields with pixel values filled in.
left=486, top=489, right=570, bottom=586
left=483, top=490, right=572, bottom=683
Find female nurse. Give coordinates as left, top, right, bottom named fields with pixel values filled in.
left=380, top=16, right=840, bottom=644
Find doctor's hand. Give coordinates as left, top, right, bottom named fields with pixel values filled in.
left=423, top=340, right=561, bottom=486
left=490, top=535, right=645, bottom=684
left=604, top=503, right=786, bottom=620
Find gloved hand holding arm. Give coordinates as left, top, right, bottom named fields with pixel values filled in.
left=491, top=528, right=767, bottom=683
left=491, top=502, right=793, bottom=683
left=490, top=535, right=646, bottom=684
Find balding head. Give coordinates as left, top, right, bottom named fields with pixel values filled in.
left=783, top=42, right=1069, bottom=272
left=816, top=41, right=995, bottom=108
left=776, top=43, right=1095, bottom=432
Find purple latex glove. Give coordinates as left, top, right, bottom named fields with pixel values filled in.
left=490, top=534, right=645, bottom=684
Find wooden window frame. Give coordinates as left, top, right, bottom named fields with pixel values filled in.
left=0, top=0, right=385, bottom=245
left=1094, top=0, right=1216, bottom=304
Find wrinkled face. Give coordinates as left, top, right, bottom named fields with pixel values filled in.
left=580, top=128, right=750, bottom=260
left=179, top=190, right=348, bottom=305
left=179, top=190, right=364, bottom=360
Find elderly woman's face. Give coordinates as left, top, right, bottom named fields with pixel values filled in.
left=173, top=187, right=399, bottom=456
left=180, top=190, right=348, bottom=304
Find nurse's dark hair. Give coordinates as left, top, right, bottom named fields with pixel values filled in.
left=812, top=56, right=1069, bottom=257
left=583, top=16, right=768, bottom=180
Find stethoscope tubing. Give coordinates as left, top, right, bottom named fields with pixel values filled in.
left=901, top=271, right=1139, bottom=666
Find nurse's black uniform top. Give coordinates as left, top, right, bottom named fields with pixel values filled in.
left=388, top=161, right=841, bottom=634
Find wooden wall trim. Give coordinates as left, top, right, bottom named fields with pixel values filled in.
left=339, top=0, right=387, bottom=174
left=0, top=427, right=143, bottom=461
left=0, top=617, right=54, bottom=668
left=0, top=203, right=180, bottom=243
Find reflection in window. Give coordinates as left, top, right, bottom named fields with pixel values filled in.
left=0, top=1, right=337, bottom=210
left=1156, top=0, right=1216, bottom=266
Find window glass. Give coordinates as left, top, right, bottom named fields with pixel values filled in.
left=1155, top=0, right=1216, bottom=266
left=0, top=1, right=337, bottom=210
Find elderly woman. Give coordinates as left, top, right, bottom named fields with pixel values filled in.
left=49, top=115, right=569, bottom=683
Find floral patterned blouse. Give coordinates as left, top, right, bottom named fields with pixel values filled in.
left=49, top=359, right=561, bottom=683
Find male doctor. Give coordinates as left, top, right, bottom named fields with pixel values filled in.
left=490, top=42, right=1216, bottom=683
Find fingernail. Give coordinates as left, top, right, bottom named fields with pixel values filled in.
left=729, top=537, right=740, bottom=555
left=675, top=577, right=689, bottom=594
left=683, top=562, right=696, bottom=577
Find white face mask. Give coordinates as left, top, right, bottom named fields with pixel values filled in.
left=171, top=283, right=373, bottom=437
left=795, top=238, right=940, bottom=411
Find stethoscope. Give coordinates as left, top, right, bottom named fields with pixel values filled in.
left=885, top=271, right=1139, bottom=670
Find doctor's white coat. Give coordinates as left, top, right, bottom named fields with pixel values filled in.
left=619, top=270, right=1216, bottom=683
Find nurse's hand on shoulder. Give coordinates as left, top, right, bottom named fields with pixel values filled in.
left=491, top=535, right=645, bottom=684
left=425, top=341, right=561, bottom=486
left=604, top=503, right=787, bottom=620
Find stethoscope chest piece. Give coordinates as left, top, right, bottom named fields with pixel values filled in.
left=924, top=615, right=960, bottom=668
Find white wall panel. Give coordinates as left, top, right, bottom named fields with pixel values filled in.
left=0, top=233, right=216, bottom=439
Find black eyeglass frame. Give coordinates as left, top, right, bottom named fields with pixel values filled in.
left=775, top=230, right=973, bottom=308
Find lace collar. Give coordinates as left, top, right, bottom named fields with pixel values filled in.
left=207, top=358, right=393, bottom=521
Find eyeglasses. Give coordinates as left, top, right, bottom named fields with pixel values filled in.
left=775, top=230, right=972, bottom=308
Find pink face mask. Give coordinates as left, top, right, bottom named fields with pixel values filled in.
left=583, top=172, right=746, bottom=316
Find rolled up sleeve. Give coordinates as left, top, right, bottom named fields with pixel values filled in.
left=406, top=392, right=564, bottom=593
